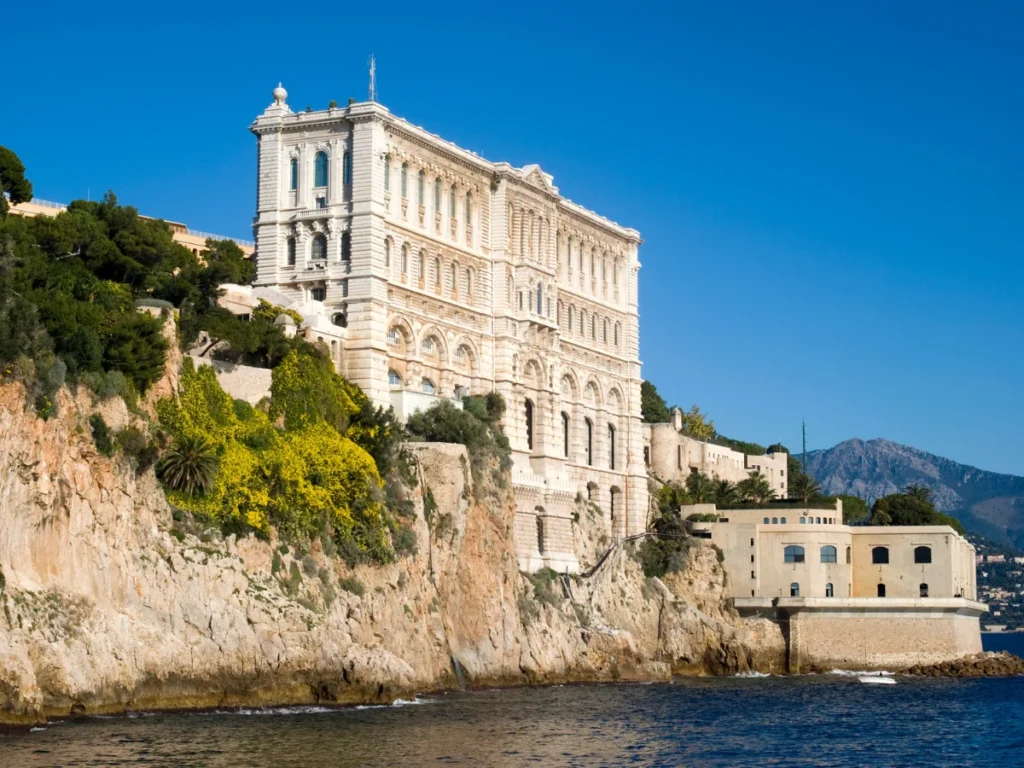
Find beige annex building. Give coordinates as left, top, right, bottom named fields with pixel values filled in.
left=242, top=85, right=647, bottom=573
left=686, top=505, right=985, bottom=669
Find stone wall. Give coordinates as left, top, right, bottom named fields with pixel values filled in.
left=783, top=601, right=985, bottom=671
left=186, top=355, right=271, bottom=404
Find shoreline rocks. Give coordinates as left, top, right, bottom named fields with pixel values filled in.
left=904, top=651, right=1024, bottom=678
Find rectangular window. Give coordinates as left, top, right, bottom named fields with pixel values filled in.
left=311, top=287, right=326, bottom=301
left=315, top=197, right=326, bottom=209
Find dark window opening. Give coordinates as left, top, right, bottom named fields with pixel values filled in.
left=877, top=583, right=886, bottom=598
left=914, top=546, right=932, bottom=564
left=872, top=546, right=889, bottom=565
left=525, top=398, right=534, bottom=452
left=920, top=583, right=929, bottom=598
left=790, top=583, right=800, bottom=597
left=784, top=545, right=805, bottom=564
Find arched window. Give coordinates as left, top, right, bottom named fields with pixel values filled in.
left=784, top=545, right=805, bottom=563
left=584, top=418, right=593, bottom=466
left=422, top=378, right=435, bottom=395
left=289, top=158, right=298, bottom=190
left=449, top=184, right=456, bottom=218
left=919, top=583, right=929, bottom=598
left=310, top=234, right=327, bottom=261
left=772, top=517, right=778, bottom=525
left=590, top=315, right=596, bottom=339
left=401, top=163, right=408, bottom=199
left=820, top=545, right=837, bottom=563
left=790, top=583, right=800, bottom=597
left=401, top=244, right=409, bottom=274
left=388, top=370, right=401, bottom=386
left=914, top=546, right=932, bottom=564
left=433, top=256, right=441, bottom=287
left=826, top=583, right=834, bottom=597
left=450, top=264, right=458, bottom=296
left=536, top=516, right=545, bottom=554
left=846, top=546, right=851, bottom=564
left=286, top=238, right=296, bottom=266
left=418, top=251, right=426, bottom=280
left=614, top=323, right=620, bottom=348
left=763, top=517, right=770, bottom=524
left=343, top=152, right=352, bottom=185
left=465, top=192, right=472, bottom=223
left=567, top=307, right=573, bottom=332
left=341, top=231, right=351, bottom=261
left=602, top=318, right=608, bottom=343
left=536, top=283, right=543, bottom=314
left=877, top=583, right=886, bottom=597
left=384, top=239, right=391, bottom=267
left=780, top=517, right=787, bottom=524
left=815, top=517, right=821, bottom=524
left=314, top=152, right=328, bottom=187
left=417, top=170, right=425, bottom=205
left=383, top=155, right=391, bottom=192
left=872, top=547, right=889, bottom=565
left=799, top=516, right=806, bottom=524
left=567, top=236, right=573, bottom=267
left=562, top=412, right=570, bottom=457
left=608, top=424, right=616, bottom=469
left=525, top=398, right=534, bottom=452
left=434, top=178, right=441, bottom=211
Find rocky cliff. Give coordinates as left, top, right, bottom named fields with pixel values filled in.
left=0, top=382, right=783, bottom=725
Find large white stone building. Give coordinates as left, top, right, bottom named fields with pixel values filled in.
left=247, top=85, right=647, bottom=573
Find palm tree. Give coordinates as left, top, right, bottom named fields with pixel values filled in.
left=738, top=471, right=776, bottom=504
left=685, top=471, right=715, bottom=504
left=789, top=472, right=820, bottom=504
left=713, top=478, right=739, bottom=508
left=903, top=483, right=933, bottom=504
left=156, top=434, right=219, bottom=495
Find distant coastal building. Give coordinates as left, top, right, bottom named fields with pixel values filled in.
left=8, top=198, right=255, bottom=258
left=235, top=84, right=647, bottom=573
left=645, top=407, right=788, bottom=497
left=686, top=504, right=986, bottom=669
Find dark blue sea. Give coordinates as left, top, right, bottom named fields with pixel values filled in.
left=2, top=635, right=1021, bottom=767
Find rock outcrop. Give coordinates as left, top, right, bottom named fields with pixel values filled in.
left=0, top=382, right=782, bottom=724
left=904, top=651, right=1024, bottom=678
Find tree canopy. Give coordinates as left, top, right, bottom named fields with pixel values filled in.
left=869, top=486, right=965, bottom=535
left=837, top=494, right=870, bottom=524
left=0, top=146, right=32, bottom=217
left=640, top=380, right=670, bottom=423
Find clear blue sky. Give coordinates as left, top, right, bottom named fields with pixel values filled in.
left=5, top=1, right=1023, bottom=473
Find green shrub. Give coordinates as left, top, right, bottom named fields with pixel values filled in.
left=89, top=414, right=114, bottom=456
left=391, top=523, right=418, bottom=557
left=339, top=576, right=365, bottom=597
left=406, top=394, right=511, bottom=493
left=115, top=426, right=159, bottom=472
left=686, top=513, right=719, bottom=522
left=301, top=554, right=318, bottom=577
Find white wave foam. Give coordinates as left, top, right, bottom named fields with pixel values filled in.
left=734, top=671, right=772, bottom=678
left=390, top=697, right=434, bottom=707
left=199, top=706, right=335, bottom=717
left=30, top=727, right=46, bottom=732
left=828, top=669, right=895, bottom=677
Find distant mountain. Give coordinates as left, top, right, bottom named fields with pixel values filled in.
left=805, top=438, right=1024, bottom=548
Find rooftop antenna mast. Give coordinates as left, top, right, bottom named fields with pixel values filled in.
left=368, top=54, right=377, bottom=102
left=802, top=419, right=807, bottom=473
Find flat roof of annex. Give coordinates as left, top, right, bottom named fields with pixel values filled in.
left=251, top=95, right=642, bottom=245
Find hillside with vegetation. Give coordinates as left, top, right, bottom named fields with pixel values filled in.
left=806, top=438, right=1024, bottom=547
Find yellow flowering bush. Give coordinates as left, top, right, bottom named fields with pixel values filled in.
left=159, top=356, right=390, bottom=559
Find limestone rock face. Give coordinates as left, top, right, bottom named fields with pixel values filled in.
left=0, top=383, right=781, bottom=724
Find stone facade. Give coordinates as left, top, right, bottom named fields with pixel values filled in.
left=248, top=86, right=647, bottom=573
left=645, top=409, right=788, bottom=497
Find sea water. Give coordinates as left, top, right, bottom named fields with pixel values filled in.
left=2, top=661, right=1022, bottom=766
